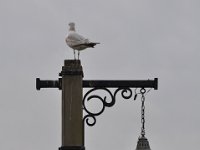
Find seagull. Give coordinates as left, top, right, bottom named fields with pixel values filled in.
left=65, top=22, right=100, bottom=59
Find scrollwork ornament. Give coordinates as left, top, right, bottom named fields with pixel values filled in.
left=83, top=87, right=133, bottom=126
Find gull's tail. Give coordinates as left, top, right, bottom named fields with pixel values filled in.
left=87, top=42, right=100, bottom=48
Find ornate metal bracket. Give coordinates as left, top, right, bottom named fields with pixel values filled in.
left=36, top=78, right=158, bottom=127
left=82, top=78, right=158, bottom=126
left=83, top=87, right=133, bottom=126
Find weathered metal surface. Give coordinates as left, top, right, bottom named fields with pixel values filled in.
left=83, top=78, right=158, bottom=89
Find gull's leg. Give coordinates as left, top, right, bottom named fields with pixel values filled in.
left=73, top=49, right=76, bottom=60
left=78, top=51, right=80, bottom=60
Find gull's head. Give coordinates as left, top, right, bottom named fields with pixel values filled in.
left=69, top=22, right=75, bottom=31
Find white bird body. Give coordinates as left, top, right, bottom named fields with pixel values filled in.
left=66, top=31, right=90, bottom=50
left=65, top=22, right=99, bottom=59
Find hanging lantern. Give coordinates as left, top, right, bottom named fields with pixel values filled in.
left=135, top=136, right=151, bottom=150
left=135, top=88, right=151, bottom=150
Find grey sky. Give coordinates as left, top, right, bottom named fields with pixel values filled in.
left=0, top=0, right=200, bottom=150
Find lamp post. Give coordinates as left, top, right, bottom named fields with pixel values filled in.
left=36, top=59, right=158, bottom=150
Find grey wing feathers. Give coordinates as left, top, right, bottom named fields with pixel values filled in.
left=73, top=42, right=100, bottom=48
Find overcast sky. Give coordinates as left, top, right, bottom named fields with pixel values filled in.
left=0, top=0, right=200, bottom=150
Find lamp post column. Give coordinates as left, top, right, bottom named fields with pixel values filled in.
left=59, top=60, right=84, bottom=150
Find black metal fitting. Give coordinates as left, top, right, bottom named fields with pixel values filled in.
left=36, top=78, right=62, bottom=90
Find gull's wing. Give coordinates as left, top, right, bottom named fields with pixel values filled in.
left=66, top=32, right=89, bottom=46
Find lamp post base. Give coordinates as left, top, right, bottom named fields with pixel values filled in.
left=59, top=146, right=85, bottom=150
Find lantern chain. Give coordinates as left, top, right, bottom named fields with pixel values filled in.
left=140, top=88, right=146, bottom=137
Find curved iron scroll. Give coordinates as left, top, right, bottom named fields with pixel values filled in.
left=83, top=87, right=133, bottom=126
